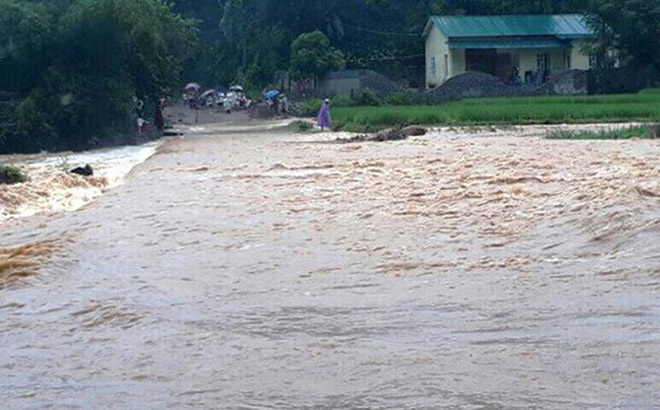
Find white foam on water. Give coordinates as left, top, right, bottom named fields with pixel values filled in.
left=0, top=142, right=160, bottom=223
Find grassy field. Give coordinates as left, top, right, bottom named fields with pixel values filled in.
left=331, top=89, right=660, bottom=132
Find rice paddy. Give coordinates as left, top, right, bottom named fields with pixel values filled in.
left=332, top=89, right=660, bottom=132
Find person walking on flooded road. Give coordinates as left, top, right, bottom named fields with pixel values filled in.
left=317, top=98, right=331, bottom=131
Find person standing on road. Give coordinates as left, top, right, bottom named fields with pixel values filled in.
left=154, top=98, right=165, bottom=132
left=317, top=98, right=331, bottom=131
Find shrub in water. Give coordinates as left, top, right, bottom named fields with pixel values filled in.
left=0, top=165, right=27, bottom=185
left=546, top=126, right=654, bottom=140
left=290, top=121, right=313, bottom=132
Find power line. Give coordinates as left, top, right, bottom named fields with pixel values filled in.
left=339, top=22, right=423, bottom=37
left=348, top=53, right=425, bottom=62
left=196, top=20, right=423, bottom=38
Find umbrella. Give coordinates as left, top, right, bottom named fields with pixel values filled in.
left=263, top=90, right=280, bottom=100
left=184, top=83, right=201, bottom=92
left=229, top=85, right=244, bottom=92
left=200, top=89, right=216, bottom=99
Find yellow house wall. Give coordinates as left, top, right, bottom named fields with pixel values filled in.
left=510, top=48, right=576, bottom=74
left=571, top=41, right=590, bottom=70
left=517, top=50, right=538, bottom=74
left=427, top=33, right=593, bottom=88
left=426, top=26, right=449, bottom=88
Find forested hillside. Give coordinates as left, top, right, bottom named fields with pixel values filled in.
left=1, top=0, right=658, bottom=153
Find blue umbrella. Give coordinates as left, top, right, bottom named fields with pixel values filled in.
left=263, top=90, right=280, bottom=100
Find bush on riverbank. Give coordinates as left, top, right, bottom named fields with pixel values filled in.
left=0, top=165, right=27, bottom=185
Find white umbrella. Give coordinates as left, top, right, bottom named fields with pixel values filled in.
left=184, top=83, right=201, bottom=92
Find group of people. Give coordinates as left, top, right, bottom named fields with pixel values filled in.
left=211, top=91, right=251, bottom=114
left=508, top=65, right=551, bottom=86
left=132, top=91, right=333, bottom=133
left=265, top=93, right=290, bottom=116
left=185, top=87, right=250, bottom=115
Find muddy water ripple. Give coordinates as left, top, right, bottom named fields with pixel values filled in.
left=1, top=124, right=659, bottom=409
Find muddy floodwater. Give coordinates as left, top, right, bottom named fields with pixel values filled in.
left=1, top=119, right=660, bottom=409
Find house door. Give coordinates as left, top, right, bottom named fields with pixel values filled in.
left=495, top=53, right=513, bottom=81
left=537, top=53, right=550, bottom=82
left=466, top=49, right=497, bottom=76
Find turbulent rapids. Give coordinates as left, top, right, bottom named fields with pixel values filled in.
left=1, top=119, right=659, bottom=409
left=0, top=142, right=158, bottom=223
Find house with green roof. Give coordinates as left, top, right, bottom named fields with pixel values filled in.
left=423, top=14, right=595, bottom=89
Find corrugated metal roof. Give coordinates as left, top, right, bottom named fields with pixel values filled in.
left=429, top=14, right=592, bottom=39
left=448, top=38, right=569, bottom=50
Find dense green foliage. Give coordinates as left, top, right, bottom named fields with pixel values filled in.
left=1, top=0, right=660, bottom=153
left=583, top=0, right=660, bottom=93
left=0, top=0, right=195, bottom=153
left=170, top=0, right=660, bottom=92
left=0, top=165, right=27, bottom=184
left=586, top=0, right=660, bottom=72
left=290, top=31, right=345, bottom=82
left=174, top=0, right=586, bottom=88
left=331, top=90, right=660, bottom=131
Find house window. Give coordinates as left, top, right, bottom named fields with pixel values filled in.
left=431, top=56, right=437, bottom=77
left=566, top=53, right=572, bottom=70
left=444, top=54, right=449, bottom=79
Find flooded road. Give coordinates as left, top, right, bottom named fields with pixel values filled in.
left=1, top=120, right=660, bottom=409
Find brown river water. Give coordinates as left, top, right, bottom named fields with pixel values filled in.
left=1, top=117, right=659, bottom=409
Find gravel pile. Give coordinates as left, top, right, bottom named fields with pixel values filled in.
left=427, top=70, right=588, bottom=103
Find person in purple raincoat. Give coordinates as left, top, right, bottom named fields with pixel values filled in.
left=317, top=98, right=331, bottom=130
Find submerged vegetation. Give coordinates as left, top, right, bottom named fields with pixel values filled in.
left=546, top=125, right=659, bottom=140
left=0, top=165, right=27, bottom=185
left=289, top=120, right=314, bottom=133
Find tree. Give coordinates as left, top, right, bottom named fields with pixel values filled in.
left=0, top=0, right=196, bottom=153
left=172, top=0, right=588, bottom=90
left=585, top=0, right=660, bottom=72
left=290, top=31, right=345, bottom=84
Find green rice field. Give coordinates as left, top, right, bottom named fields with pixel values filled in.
left=332, top=89, right=660, bottom=132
